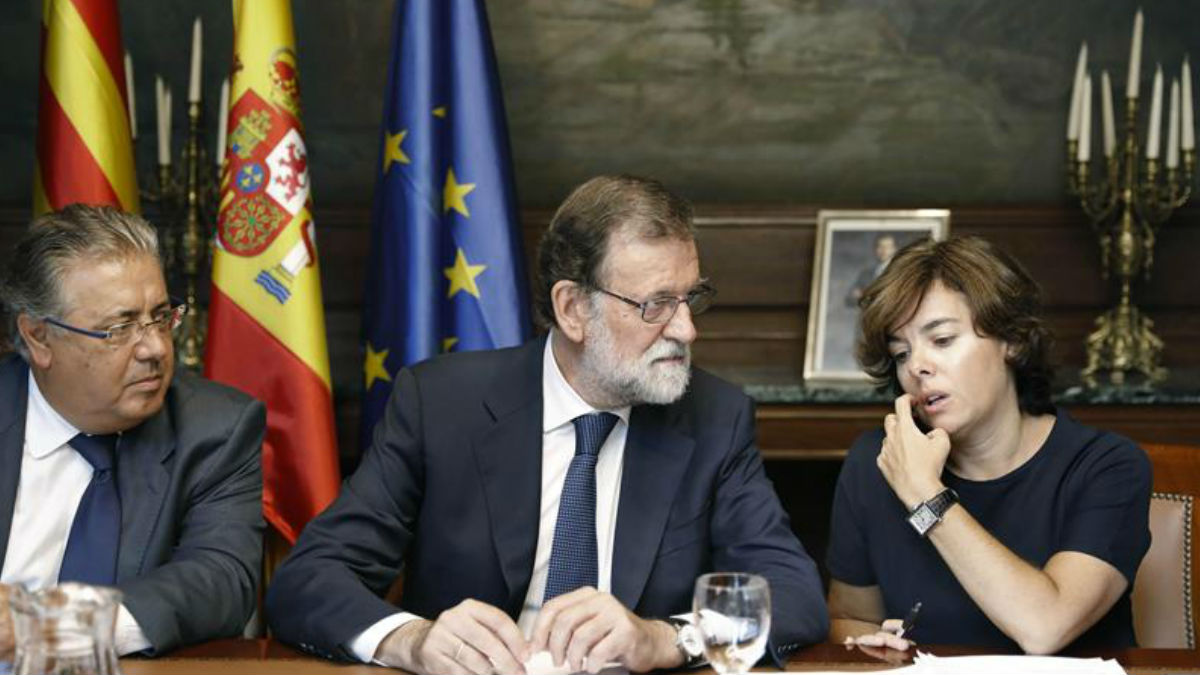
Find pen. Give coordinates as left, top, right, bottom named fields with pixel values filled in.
left=897, top=601, right=922, bottom=640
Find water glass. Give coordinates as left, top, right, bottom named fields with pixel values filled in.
left=692, top=572, right=770, bottom=675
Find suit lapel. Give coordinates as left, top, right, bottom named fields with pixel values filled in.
left=114, top=395, right=173, bottom=581
left=472, top=339, right=545, bottom=616
left=0, top=356, right=30, bottom=571
left=611, top=403, right=694, bottom=609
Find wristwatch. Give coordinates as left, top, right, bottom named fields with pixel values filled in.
left=664, top=617, right=706, bottom=668
left=907, top=487, right=959, bottom=537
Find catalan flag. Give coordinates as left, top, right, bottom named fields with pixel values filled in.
left=205, top=0, right=339, bottom=544
left=34, top=0, right=138, bottom=214
left=360, top=0, right=531, bottom=448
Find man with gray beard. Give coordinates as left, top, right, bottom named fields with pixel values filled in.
left=268, top=175, right=828, bottom=675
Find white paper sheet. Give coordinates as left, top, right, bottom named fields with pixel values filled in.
left=789, top=650, right=1126, bottom=675
left=912, top=651, right=1127, bottom=674
left=522, top=650, right=626, bottom=675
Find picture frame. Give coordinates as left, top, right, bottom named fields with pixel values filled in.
left=803, top=209, right=951, bottom=386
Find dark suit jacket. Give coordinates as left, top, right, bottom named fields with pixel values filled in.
left=267, top=338, right=827, bottom=664
left=0, top=354, right=266, bottom=654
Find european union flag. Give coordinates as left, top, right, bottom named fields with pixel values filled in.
left=361, top=0, right=531, bottom=447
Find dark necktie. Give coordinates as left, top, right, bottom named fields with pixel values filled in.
left=544, top=412, right=619, bottom=602
left=58, top=433, right=121, bottom=585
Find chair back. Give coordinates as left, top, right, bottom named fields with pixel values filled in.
left=1132, top=443, right=1200, bottom=649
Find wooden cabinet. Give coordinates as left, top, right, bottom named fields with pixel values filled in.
left=754, top=400, right=1200, bottom=460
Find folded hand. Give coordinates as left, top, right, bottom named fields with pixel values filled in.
left=530, top=587, right=678, bottom=673
left=378, top=598, right=528, bottom=675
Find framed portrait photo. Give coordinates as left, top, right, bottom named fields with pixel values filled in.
left=803, top=209, right=951, bottom=386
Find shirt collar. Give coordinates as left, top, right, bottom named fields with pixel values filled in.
left=25, top=371, right=82, bottom=460
left=542, top=331, right=630, bottom=434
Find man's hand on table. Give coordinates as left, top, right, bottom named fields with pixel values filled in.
left=375, top=598, right=528, bottom=675
left=530, top=587, right=682, bottom=674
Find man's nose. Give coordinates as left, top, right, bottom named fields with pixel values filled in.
left=663, top=302, right=697, bottom=345
left=133, top=323, right=171, bottom=361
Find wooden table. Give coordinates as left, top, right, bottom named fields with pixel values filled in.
left=118, top=639, right=1200, bottom=674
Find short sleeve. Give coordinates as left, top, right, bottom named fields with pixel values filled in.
left=1059, top=436, right=1152, bottom=584
left=826, top=430, right=885, bottom=586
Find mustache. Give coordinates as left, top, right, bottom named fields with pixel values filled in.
left=646, top=339, right=689, bottom=361
left=125, top=360, right=166, bottom=385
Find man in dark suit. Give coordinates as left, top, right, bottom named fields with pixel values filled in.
left=0, top=205, right=265, bottom=657
left=267, top=175, right=828, bottom=674
left=844, top=234, right=897, bottom=308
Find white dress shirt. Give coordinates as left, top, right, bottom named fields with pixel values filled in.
left=1, top=372, right=151, bottom=655
left=348, top=335, right=630, bottom=661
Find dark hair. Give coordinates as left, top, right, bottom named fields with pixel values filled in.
left=532, top=175, right=695, bottom=330
left=1, top=204, right=161, bottom=359
left=855, top=235, right=1055, bottom=415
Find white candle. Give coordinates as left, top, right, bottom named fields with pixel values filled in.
left=1078, top=75, right=1093, bottom=162
left=1147, top=65, right=1163, bottom=159
left=188, top=18, right=203, bottom=103
left=1168, top=79, right=1180, bottom=168
left=1127, top=9, right=1143, bottom=99
left=1102, top=71, right=1117, bottom=157
left=215, top=78, right=229, bottom=168
left=124, top=52, right=136, bottom=140
left=155, top=76, right=167, bottom=165
left=1183, top=57, right=1195, bottom=151
left=164, top=86, right=173, bottom=164
left=1068, top=42, right=1088, bottom=140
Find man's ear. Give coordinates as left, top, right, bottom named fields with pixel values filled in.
left=551, top=280, right=590, bottom=344
left=17, top=314, right=54, bottom=369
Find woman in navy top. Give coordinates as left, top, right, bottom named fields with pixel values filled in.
left=826, top=236, right=1150, bottom=654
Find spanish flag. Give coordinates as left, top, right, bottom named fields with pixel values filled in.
left=205, top=0, right=339, bottom=544
left=35, top=0, right=138, bottom=214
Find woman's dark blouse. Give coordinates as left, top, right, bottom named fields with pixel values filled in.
left=827, top=409, right=1151, bottom=650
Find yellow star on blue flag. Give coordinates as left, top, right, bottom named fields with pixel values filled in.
left=364, top=343, right=392, bottom=389
left=443, top=168, right=476, bottom=217
left=383, top=130, right=410, bottom=173
left=444, top=248, right=486, bottom=298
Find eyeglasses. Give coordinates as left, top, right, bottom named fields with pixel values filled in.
left=593, top=284, right=716, bottom=324
left=44, top=303, right=188, bottom=348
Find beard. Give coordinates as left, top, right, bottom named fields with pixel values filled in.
left=577, top=312, right=692, bottom=408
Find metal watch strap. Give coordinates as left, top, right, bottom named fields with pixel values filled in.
left=664, top=617, right=706, bottom=668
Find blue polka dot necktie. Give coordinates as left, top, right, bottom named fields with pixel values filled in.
left=543, top=412, right=619, bottom=602
left=58, top=433, right=121, bottom=585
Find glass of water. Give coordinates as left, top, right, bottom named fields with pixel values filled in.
left=693, top=573, right=771, bottom=675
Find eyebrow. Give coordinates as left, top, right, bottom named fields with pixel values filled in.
left=97, top=299, right=173, bottom=325
left=886, top=317, right=961, bottom=343
left=640, top=278, right=708, bottom=299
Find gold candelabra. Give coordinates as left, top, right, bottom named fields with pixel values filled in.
left=1067, top=98, right=1193, bottom=388
left=141, top=101, right=219, bottom=372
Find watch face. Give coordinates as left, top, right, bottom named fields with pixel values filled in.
left=679, top=624, right=704, bottom=657
left=908, top=504, right=938, bottom=535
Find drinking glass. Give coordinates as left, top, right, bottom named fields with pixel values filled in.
left=692, top=573, right=770, bottom=675
left=9, top=583, right=122, bottom=675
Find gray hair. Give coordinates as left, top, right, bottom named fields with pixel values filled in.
left=533, top=175, right=696, bottom=330
left=1, top=204, right=161, bottom=359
